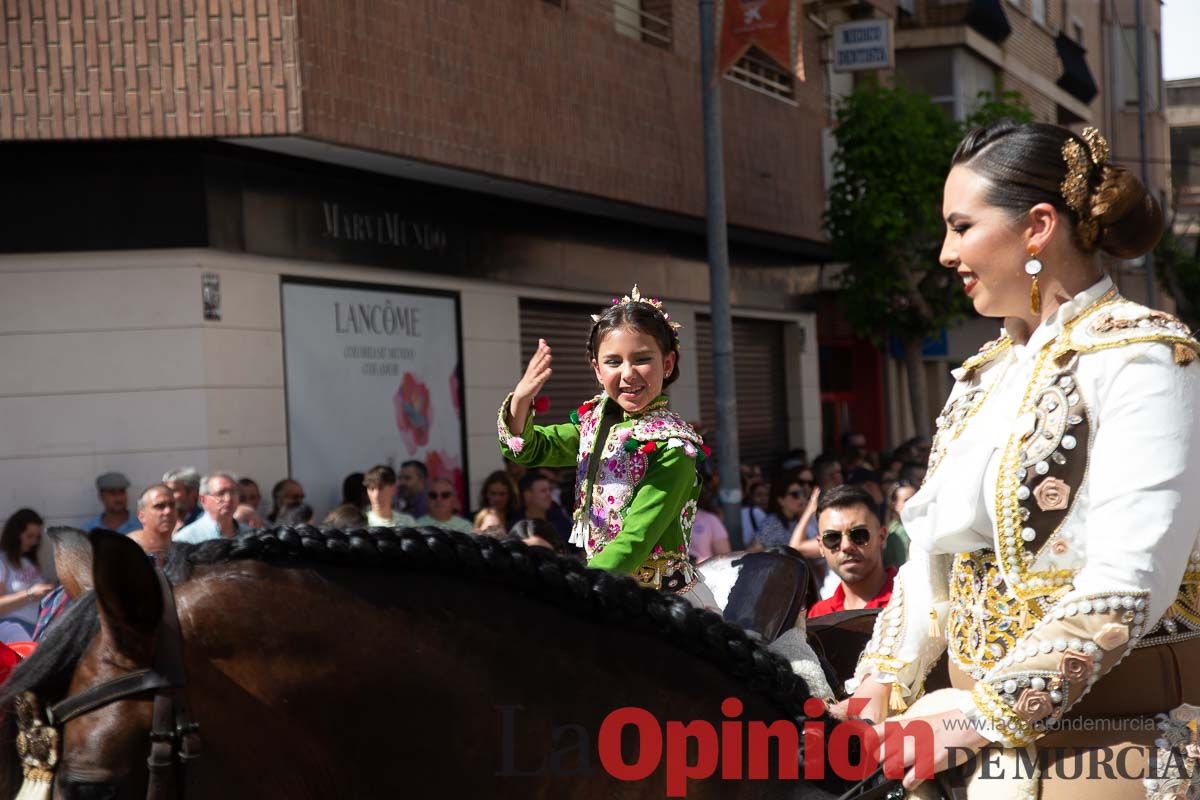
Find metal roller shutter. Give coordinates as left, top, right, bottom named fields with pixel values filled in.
left=519, top=300, right=602, bottom=425
left=695, top=315, right=788, bottom=471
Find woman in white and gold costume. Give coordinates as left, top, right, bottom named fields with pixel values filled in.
left=838, top=120, right=1200, bottom=799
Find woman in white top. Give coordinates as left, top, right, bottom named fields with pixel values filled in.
left=838, top=121, right=1200, bottom=799
left=0, top=508, right=54, bottom=640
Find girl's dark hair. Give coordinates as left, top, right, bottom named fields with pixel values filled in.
left=951, top=120, right=1162, bottom=259
left=507, top=519, right=565, bottom=554
left=1, top=508, right=43, bottom=568
left=322, top=503, right=368, bottom=530
left=587, top=300, right=681, bottom=387
left=478, top=470, right=519, bottom=518
left=276, top=503, right=314, bottom=526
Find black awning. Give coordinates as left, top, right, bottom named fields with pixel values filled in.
left=1056, top=32, right=1098, bottom=104
left=964, top=0, right=1012, bottom=44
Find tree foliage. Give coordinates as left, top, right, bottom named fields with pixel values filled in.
left=825, top=84, right=1033, bottom=343
left=1155, top=226, right=1200, bottom=330
left=824, top=84, right=1032, bottom=435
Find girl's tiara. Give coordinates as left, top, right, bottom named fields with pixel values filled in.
left=590, top=284, right=683, bottom=340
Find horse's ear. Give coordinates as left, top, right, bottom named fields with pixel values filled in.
left=90, top=530, right=162, bottom=661
left=47, top=527, right=94, bottom=600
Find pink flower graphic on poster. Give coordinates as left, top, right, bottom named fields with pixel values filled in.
left=394, top=373, right=431, bottom=452
left=449, top=366, right=461, bottom=420
left=425, top=450, right=465, bottom=509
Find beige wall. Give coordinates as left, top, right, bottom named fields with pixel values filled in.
left=0, top=251, right=287, bottom=527
left=0, top=248, right=822, bottom=527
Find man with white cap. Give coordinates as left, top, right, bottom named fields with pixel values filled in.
left=80, top=472, right=139, bottom=534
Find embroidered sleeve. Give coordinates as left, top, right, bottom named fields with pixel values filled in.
left=496, top=393, right=580, bottom=468
left=854, top=542, right=951, bottom=712
left=588, top=445, right=697, bottom=574
left=965, top=590, right=1149, bottom=746
left=969, top=347, right=1200, bottom=746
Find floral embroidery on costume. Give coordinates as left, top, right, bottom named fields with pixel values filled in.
left=679, top=500, right=698, bottom=538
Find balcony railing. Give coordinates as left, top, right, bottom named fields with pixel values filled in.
left=727, top=48, right=796, bottom=102
left=613, top=0, right=672, bottom=49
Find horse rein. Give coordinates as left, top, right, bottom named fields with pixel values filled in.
left=43, top=571, right=203, bottom=800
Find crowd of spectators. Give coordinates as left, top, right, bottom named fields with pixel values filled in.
left=685, top=431, right=932, bottom=615
left=0, top=431, right=931, bottom=640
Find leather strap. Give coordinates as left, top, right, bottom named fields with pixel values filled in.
left=48, top=669, right=174, bottom=726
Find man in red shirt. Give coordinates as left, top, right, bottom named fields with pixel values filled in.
left=807, top=485, right=896, bottom=618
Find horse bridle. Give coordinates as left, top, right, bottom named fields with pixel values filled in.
left=43, top=571, right=203, bottom=800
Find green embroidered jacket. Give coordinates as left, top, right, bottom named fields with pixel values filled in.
left=498, top=392, right=705, bottom=587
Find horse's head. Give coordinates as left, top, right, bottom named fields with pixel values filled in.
left=5, top=531, right=180, bottom=800
left=62, top=532, right=170, bottom=798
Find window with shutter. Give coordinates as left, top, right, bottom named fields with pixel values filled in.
left=519, top=300, right=600, bottom=426
left=695, top=316, right=789, bottom=471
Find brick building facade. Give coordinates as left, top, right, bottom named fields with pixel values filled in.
left=1, top=1, right=828, bottom=527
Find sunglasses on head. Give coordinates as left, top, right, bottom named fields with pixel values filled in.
left=428, top=490, right=455, bottom=500
left=821, top=526, right=872, bottom=551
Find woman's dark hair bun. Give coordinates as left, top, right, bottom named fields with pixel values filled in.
left=1091, top=164, right=1163, bottom=259
left=951, top=120, right=1163, bottom=259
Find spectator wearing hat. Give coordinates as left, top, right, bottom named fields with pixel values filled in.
left=80, top=472, right=139, bottom=534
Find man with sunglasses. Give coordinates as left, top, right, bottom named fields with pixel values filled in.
left=807, top=485, right=895, bottom=619
left=416, top=477, right=473, bottom=533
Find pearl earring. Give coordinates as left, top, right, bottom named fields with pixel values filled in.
left=1025, top=247, right=1043, bottom=315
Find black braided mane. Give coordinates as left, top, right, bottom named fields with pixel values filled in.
left=177, top=526, right=820, bottom=721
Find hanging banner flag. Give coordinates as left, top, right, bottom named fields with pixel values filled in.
left=717, top=0, right=804, bottom=79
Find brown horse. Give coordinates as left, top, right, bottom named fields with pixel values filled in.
left=0, top=528, right=866, bottom=800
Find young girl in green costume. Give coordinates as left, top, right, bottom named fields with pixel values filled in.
left=498, top=287, right=715, bottom=607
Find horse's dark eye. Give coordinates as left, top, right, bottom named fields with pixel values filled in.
left=57, top=779, right=119, bottom=800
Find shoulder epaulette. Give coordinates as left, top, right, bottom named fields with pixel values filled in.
left=630, top=408, right=704, bottom=448
left=1058, top=298, right=1198, bottom=366
left=957, top=335, right=1013, bottom=379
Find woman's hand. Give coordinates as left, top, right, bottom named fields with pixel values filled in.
left=25, top=583, right=53, bottom=601
left=787, top=487, right=821, bottom=551
left=872, top=709, right=988, bottom=791
left=507, top=339, right=553, bottom=434
left=803, top=486, right=821, bottom=520
left=828, top=675, right=890, bottom=725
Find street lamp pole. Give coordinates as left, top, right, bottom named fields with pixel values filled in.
left=697, top=0, right=744, bottom=546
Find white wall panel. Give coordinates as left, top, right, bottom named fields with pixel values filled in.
left=0, top=267, right=200, bottom=332
left=204, top=388, right=288, bottom=450
left=211, top=269, right=282, bottom=330
left=201, top=328, right=284, bottom=387
left=460, top=290, right=520, bottom=343
left=0, top=390, right=208, bottom=458
left=0, top=329, right=205, bottom=396
left=462, top=337, right=523, bottom=392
